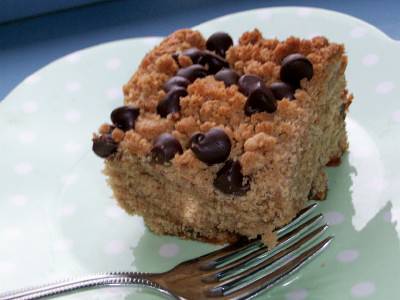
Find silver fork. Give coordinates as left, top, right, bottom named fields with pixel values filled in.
left=0, top=203, right=332, bottom=300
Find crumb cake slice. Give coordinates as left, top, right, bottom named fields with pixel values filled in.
left=92, top=29, right=353, bottom=245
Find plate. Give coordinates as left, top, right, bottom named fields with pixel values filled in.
left=1, top=7, right=400, bottom=300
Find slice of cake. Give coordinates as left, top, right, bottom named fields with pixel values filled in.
left=92, top=29, right=352, bottom=245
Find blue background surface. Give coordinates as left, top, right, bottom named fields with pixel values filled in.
left=0, top=0, right=105, bottom=23
left=1, top=0, right=400, bottom=101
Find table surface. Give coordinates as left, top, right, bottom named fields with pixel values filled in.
left=1, top=0, right=400, bottom=101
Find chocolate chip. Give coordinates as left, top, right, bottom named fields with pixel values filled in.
left=280, top=53, right=313, bottom=87
left=270, top=81, right=295, bottom=100
left=163, top=76, right=190, bottom=92
left=198, top=51, right=229, bottom=74
left=206, top=32, right=233, bottom=57
left=176, top=64, right=208, bottom=82
left=214, top=69, right=239, bottom=87
left=213, top=160, right=250, bottom=196
left=157, top=87, right=187, bottom=117
left=238, top=74, right=266, bottom=96
left=181, top=48, right=204, bottom=64
left=189, top=128, right=231, bottom=165
left=151, top=133, right=183, bottom=164
left=110, top=106, right=140, bottom=131
left=244, top=87, right=277, bottom=116
left=92, top=134, right=118, bottom=158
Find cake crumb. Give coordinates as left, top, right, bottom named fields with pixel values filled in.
left=240, top=151, right=267, bottom=175
left=135, top=114, right=174, bottom=140
left=123, top=131, right=152, bottom=155
left=111, top=128, right=125, bottom=143
left=173, top=149, right=208, bottom=170
left=178, top=54, right=193, bottom=67
left=175, top=116, right=199, bottom=136
left=155, top=54, right=178, bottom=75
left=99, top=123, right=112, bottom=134
left=244, top=132, right=276, bottom=153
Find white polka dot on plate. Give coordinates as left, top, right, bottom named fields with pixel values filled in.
left=369, top=177, right=387, bottom=192
left=106, top=58, right=121, bottom=70
left=21, top=101, right=38, bottom=113
left=64, top=141, right=82, bottom=153
left=53, top=239, right=73, bottom=252
left=285, top=288, right=308, bottom=300
left=350, top=27, right=368, bottom=38
left=350, top=142, right=374, bottom=159
left=336, top=249, right=359, bottom=263
left=0, top=261, right=16, bottom=274
left=375, top=81, right=395, bottom=94
left=61, top=174, right=78, bottom=186
left=106, top=87, right=123, bottom=100
left=59, top=203, right=76, bottom=217
left=65, top=81, right=81, bottom=92
left=3, top=227, right=22, bottom=240
left=9, top=194, right=29, bottom=206
left=392, top=111, right=400, bottom=123
left=14, top=162, right=33, bottom=175
left=362, top=54, right=379, bottom=66
left=25, top=73, right=41, bottom=84
left=65, top=53, right=81, bottom=63
left=324, top=211, right=345, bottom=225
left=18, top=131, right=36, bottom=144
left=159, top=243, right=180, bottom=258
left=296, top=7, right=312, bottom=17
left=255, top=10, right=272, bottom=20
left=105, top=205, right=125, bottom=219
left=383, top=210, right=392, bottom=222
left=64, top=110, right=81, bottom=123
left=351, top=281, right=375, bottom=298
left=104, top=240, right=127, bottom=255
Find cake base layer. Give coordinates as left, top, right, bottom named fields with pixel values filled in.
left=106, top=151, right=344, bottom=245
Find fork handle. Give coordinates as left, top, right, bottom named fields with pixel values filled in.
left=0, top=272, right=177, bottom=300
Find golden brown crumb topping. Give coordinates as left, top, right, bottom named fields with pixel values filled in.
left=97, top=28, right=346, bottom=182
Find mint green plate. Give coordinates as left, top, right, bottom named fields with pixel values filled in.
left=1, top=7, right=400, bottom=300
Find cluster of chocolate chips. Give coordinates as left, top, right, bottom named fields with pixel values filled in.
left=157, top=32, right=233, bottom=118
left=150, top=126, right=249, bottom=195
left=216, top=53, right=314, bottom=117
left=188, top=127, right=249, bottom=195
left=151, top=127, right=232, bottom=166
left=189, top=128, right=250, bottom=196
left=92, top=105, right=140, bottom=158
left=93, top=32, right=315, bottom=197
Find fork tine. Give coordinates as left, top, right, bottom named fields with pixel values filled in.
left=197, top=203, right=319, bottom=270
left=202, top=214, right=324, bottom=283
left=276, top=213, right=324, bottom=246
left=196, top=238, right=262, bottom=270
left=208, top=236, right=333, bottom=299
left=275, top=203, right=318, bottom=235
